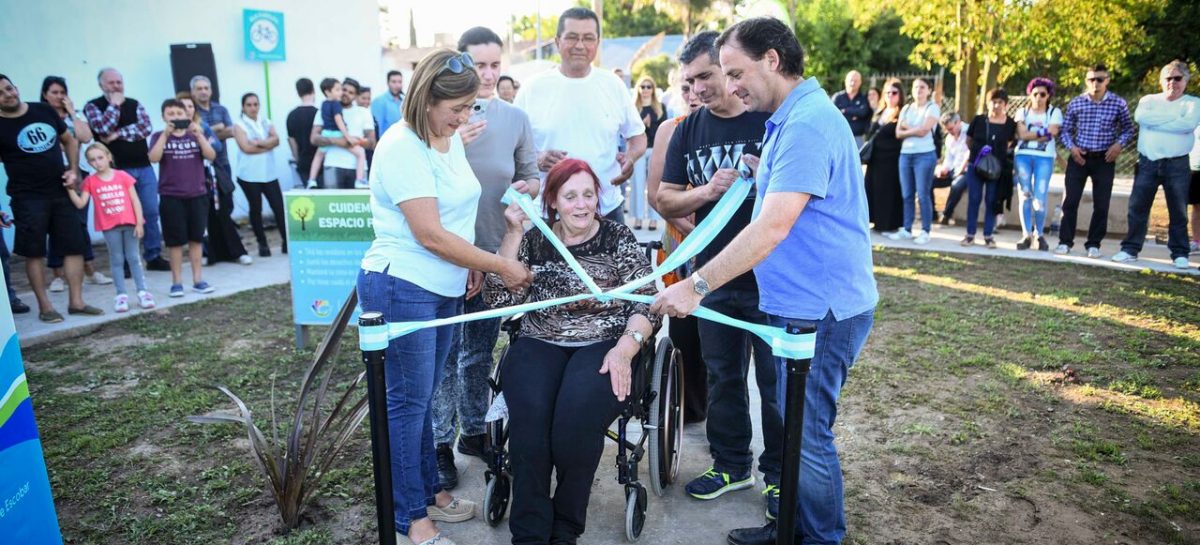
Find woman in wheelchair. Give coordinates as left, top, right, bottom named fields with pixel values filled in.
left=483, top=158, right=659, bottom=545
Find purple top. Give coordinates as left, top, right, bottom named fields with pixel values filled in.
left=150, top=131, right=208, bottom=198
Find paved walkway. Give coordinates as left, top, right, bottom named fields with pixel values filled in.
left=10, top=216, right=1196, bottom=348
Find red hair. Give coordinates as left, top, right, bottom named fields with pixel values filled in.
left=541, top=158, right=602, bottom=221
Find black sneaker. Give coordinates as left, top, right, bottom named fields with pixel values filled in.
left=436, top=443, right=458, bottom=491
left=10, top=299, right=30, bottom=314
left=1016, top=236, right=1032, bottom=250
left=728, top=521, right=799, bottom=545
left=259, top=246, right=272, bottom=258
left=145, top=257, right=171, bottom=271
left=1037, top=236, right=1049, bottom=251
left=456, top=433, right=487, bottom=461
left=763, top=483, right=779, bottom=521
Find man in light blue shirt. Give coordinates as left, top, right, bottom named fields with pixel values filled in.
left=652, top=17, right=877, bottom=545
left=371, top=70, right=405, bottom=137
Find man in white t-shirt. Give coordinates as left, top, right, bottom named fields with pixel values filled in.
left=310, top=77, right=376, bottom=189
left=514, top=7, right=647, bottom=222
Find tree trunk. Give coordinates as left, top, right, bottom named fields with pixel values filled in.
left=956, top=48, right=980, bottom=119
left=977, top=57, right=1000, bottom=113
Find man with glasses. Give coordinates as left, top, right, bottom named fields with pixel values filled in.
left=514, top=6, right=647, bottom=224
left=1112, top=60, right=1200, bottom=269
left=1057, top=64, right=1134, bottom=257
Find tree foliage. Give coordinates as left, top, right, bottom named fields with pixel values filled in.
left=792, top=0, right=916, bottom=90
left=632, top=53, right=676, bottom=87
left=889, top=0, right=1166, bottom=89
left=605, top=0, right=685, bottom=37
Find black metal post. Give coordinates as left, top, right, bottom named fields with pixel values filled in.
left=360, top=311, right=397, bottom=545
left=777, top=322, right=816, bottom=545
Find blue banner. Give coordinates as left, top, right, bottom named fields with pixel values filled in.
left=0, top=265, right=63, bottom=543
left=243, top=9, right=286, bottom=62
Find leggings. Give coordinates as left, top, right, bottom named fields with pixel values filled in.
left=102, top=226, right=146, bottom=294
left=237, top=179, right=287, bottom=250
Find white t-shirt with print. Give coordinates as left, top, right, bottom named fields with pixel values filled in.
left=514, top=68, right=646, bottom=215
left=1015, top=107, right=1064, bottom=158
left=360, top=125, right=481, bottom=297
left=899, top=101, right=941, bottom=154
left=312, top=104, right=373, bottom=170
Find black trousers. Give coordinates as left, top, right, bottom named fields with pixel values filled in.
left=206, top=173, right=248, bottom=263
left=503, top=337, right=623, bottom=545
left=1059, top=152, right=1115, bottom=249
left=669, top=315, right=708, bottom=423
left=237, top=179, right=287, bottom=252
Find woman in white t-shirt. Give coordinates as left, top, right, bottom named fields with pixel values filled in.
left=890, top=77, right=942, bottom=244
left=356, top=49, right=533, bottom=545
left=233, top=92, right=287, bottom=257
left=1013, top=78, right=1063, bottom=250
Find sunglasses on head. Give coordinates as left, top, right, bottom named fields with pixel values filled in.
left=1165, top=75, right=1185, bottom=83
left=439, top=52, right=475, bottom=75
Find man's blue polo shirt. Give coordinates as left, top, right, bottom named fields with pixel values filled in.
left=752, top=77, right=878, bottom=321
left=371, top=93, right=404, bottom=137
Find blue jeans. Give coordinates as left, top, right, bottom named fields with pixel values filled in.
left=698, top=287, right=782, bottom=483
left=898, top=151, right=938, bottom=233
left=1014, top=154, right=1054, bottom=237
left=357, top=270, right=461, bottom=534
left=769, top=309, right=874, bottom=545
left=432, top=293, right=502, bottom=445
left=126, top=166, right=162, bottom=261
left=965, top=165, right=998, bottom=237
left=102, top=226, right=146, bottom=294
left=1121, top=154, right=1192, bottom=259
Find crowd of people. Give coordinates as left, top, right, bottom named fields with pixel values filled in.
left=355, top=9, right=877, bottom=545
left=851, top=62, right=1200, bottom=267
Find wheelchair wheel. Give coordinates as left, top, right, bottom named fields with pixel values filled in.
left=647, top=337, right=684, bottom=497
left=483, top=472, right=511, bottom=527
left=624, top=484, right=648, bottom=542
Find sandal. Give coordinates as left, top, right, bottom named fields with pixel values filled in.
left=648, top=220, right=658, bottom=231
left=38, top=310, right=65, bottom=324
left=633, top=220, right=643, bottom=230
left=67, top=305, right=104, bottom=316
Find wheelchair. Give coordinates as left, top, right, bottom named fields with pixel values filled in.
left=480, top=241, right=687, bottom=542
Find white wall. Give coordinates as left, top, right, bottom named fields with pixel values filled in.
left=0, top=0, right=386, bottom=245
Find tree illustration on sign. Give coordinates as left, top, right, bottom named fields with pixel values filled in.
left=290, top=197, right=316, bottom=231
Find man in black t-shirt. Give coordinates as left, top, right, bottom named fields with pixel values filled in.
left=656, top=32, right=783, bottom=521
left=286, top=78, right=318, bottom=187
left=0, top=74, right=99, bottom=322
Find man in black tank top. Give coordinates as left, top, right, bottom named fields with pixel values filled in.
left=84, top=68, right=167, bottom=270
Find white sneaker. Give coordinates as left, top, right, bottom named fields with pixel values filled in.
left=1054, top=244, right=1070, bottom=255
left=238, top=254, right=254, bottom=265
left=1174, top=257, right=1190, bottom=269
left=88, top=271, right=113, bottom=285
left=1087, top=247, right=1102, bottom=259
left=114, top=294, right=129, bottom=313
left=49, top=277, right=66, bottom=292
left=1110, top=250, right=1136, bottom=263
left=137, top=290, right=156, bottom=309
left=306, top=179, right=318, bottom=189
left=885, top=228, right=912, bottom=241
left=914, top=230, right=930, bottom=244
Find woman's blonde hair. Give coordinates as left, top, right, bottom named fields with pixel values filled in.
left=633, top=75, right=663, bottom=118
left=86, top=141, right=115, bottom=169
left=403, top=49, right=481, bottom=146
left=174, top=91, right=202, bottom=123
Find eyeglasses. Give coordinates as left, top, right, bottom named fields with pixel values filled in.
left=1087, top=76, right=1107, bottom=83
left=560, top=34, right=599, bottom=46
left=1032, top=91, right=1048, bottom=97
left=640, top=84, right=654, bottom=90
left=1165, top=75, right=1185, bottom=83
left=439, top=52, right=475, bottom=75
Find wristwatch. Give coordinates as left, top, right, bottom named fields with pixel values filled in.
left=691, top=272, right=711, bottom=297
left=624, top=329, right=646, bottom=344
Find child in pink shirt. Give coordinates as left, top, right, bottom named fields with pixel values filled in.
left=67, top=143, right=155, bottom=312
